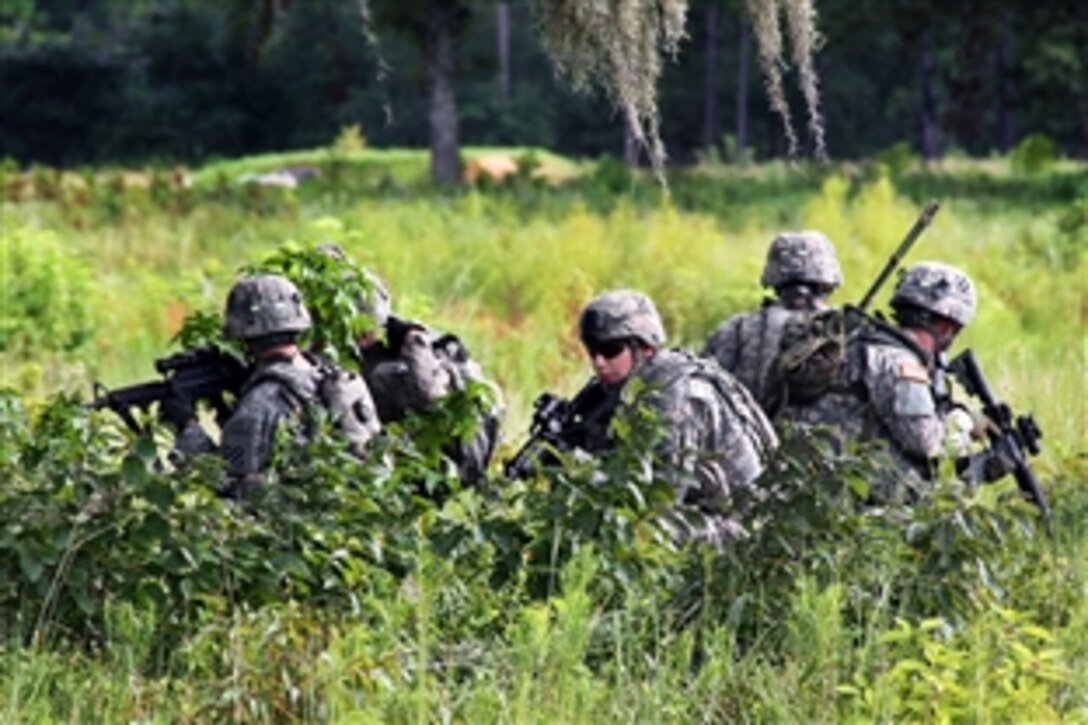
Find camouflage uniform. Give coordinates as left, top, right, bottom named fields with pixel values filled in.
left=702, top=305, right=802, bottom=409
left=360, top=319, right=503, bottom=485
left=315, top=244, right=504, bottom=485
left=782, top=262, right=1003, bottom=497
left=579, top=290, right=779, bottom=547
left=703, top=231, right=842, bottom=410
left=784, top=322, right=946, bottom=485
left=175, top=275, right=380, bottom=498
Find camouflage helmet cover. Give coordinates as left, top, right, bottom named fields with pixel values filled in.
left=314, top=243, right=392, bottom=327
left=224, top=274, right=312, bottom=340
left=358, top=269, right=392, bottom=327
left=579, top=289, right=666, bottom=348
left=890, top=261, right=977, bottom=326
left=760, top=230, right=843, bottom=288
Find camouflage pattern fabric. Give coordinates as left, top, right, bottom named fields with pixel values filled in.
left=891, top=261, right=977, bottom=325
left=781, top=323, right=946, bottom=487
left=177, top=352, right=380, bottom=499
left=223, top=274, right=311, bottom=341
left=579, top=289, right=667, bottom=347
left=361, top=320, right=503, bottom=485
left=623, top=348, right=779, bottom=547
left=702, top=303, right=803, bottom=410
left=760, top=230, right=843, bottom=288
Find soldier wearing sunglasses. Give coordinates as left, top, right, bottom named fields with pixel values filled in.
left=575, top=289, right=779, bottom=547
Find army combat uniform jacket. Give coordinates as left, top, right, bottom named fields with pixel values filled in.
left=619, top=349, right=780, bottom=546
left=702, top=302, right=804, bottom=411
left=787, top=323, right=941, bottom=465
left=176, top=351, right=381, bottom=498
left=360, top=319, right=503, bottom=485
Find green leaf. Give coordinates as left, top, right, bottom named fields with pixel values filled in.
left=121, top=453, right=149, bottom=487
left=18, top=548, right=44, bottom=584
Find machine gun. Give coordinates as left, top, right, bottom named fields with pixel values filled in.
left=90, top=347, right=249, bottom=434
left=504, top=379, right=618, bottom=480
left=947, top=348, right=1051, bottom=530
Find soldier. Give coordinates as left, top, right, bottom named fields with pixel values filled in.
left=163, top=274, right=381, bottom=498
left=784, top=262, right=1011, bottom=498
left=703, top=230, right=843, bottom=410
left=315, top=245, right=503, bottom=485
left=573, top=289, right=779, bottom=546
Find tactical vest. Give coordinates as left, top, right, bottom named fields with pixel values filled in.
left=243, top=353, right=379, bottom=457
left=636, top=350, right=779, bottom=458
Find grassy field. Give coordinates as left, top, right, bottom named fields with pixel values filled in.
left=0, top=149, right=1085, bottom=721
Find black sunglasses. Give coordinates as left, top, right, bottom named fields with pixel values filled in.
left=586, top=339, right=629, bottom=360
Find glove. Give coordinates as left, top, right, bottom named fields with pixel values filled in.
left=946, top=405, right=997, bottom=443
left=966, top=408, right=998, bottom=440
left=159, top=390, right=196, bottom=432
left=943, top=407, right=975, bottom=456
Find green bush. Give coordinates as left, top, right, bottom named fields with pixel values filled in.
left=1010, top=133, right=1059, bottom=174
left=0, top=224, right=95, bottom=355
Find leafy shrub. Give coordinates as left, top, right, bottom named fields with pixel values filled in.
left=874, top=140, right=918, bottom=177
left=1010, top=133, right=1058, bottom=174
left=0, top=224, right=95, bottom=355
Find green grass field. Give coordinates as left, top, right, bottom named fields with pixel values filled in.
left=1, top=149, right=1085, bottom=721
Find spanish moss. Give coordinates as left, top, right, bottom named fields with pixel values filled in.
left=531, top=0, right=689, bottom=180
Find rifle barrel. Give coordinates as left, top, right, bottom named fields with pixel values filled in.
left=857, top=199, right=941, bottom=312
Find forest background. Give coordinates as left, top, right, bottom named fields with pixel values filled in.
left=2, top=0, right=1086, bottom=168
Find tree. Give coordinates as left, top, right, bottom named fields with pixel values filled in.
left=369, top=0, right=469, bottom=185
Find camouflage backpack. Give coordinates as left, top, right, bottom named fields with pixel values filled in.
left=764, top=307, right=855, bottom=414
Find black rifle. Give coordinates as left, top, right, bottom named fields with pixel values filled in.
left=947, top=348, right=1051, bottom=530
left=90, top=347, right=249, bottom=434
left=856, top=199, right=941, bottom=314
left=504, top=379, right=618, bottom=480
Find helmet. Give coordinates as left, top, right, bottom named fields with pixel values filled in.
left=314, top=243, right=391, bottom=327
left=890, top=261, right=977, bottom=326
left=579, top=290, right=666, bottom=348
left=359, top=270, right=392, bottom=327
left=223, top=274, right=312, bottom=340
left=760, top=231, right=843, bottom=288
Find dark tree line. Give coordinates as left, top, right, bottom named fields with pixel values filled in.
left=1, top=0, right=1084, bottom=172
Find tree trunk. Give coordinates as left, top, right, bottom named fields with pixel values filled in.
left=735, top=15, right=750, bottom=161
left=496, top=2, right=511, bottom=100
left=624, top=114, right=639, bottom=168
left=995, top=10, right=1015, bottom=152
left=426, top=3, right=461, bottom=184
left=701, top=1, right=721, bottom=151
left=919, top=37, right=941, bottom=161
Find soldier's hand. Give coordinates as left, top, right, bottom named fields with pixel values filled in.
left=946, top=405, right=996, bottom=444
left=967, top=408, right=999, bottom=440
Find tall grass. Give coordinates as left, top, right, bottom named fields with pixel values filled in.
left=0, top=153, right=1084, bottom=720
left=3, top=158, right=1082, bottom=452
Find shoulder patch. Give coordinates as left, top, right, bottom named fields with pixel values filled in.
left=898, top=360, right=930, bottom=384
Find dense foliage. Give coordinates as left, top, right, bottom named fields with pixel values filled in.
left=0, top=150, right=1085, bottom=719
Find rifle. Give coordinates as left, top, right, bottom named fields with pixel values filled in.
left=504, top=379, right=617, bottom=480
left=855, top=199, right=941, bottom=314
left=90, top=347, right=249, bottom=434
left=947, top=348, right=1051, bottom=530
